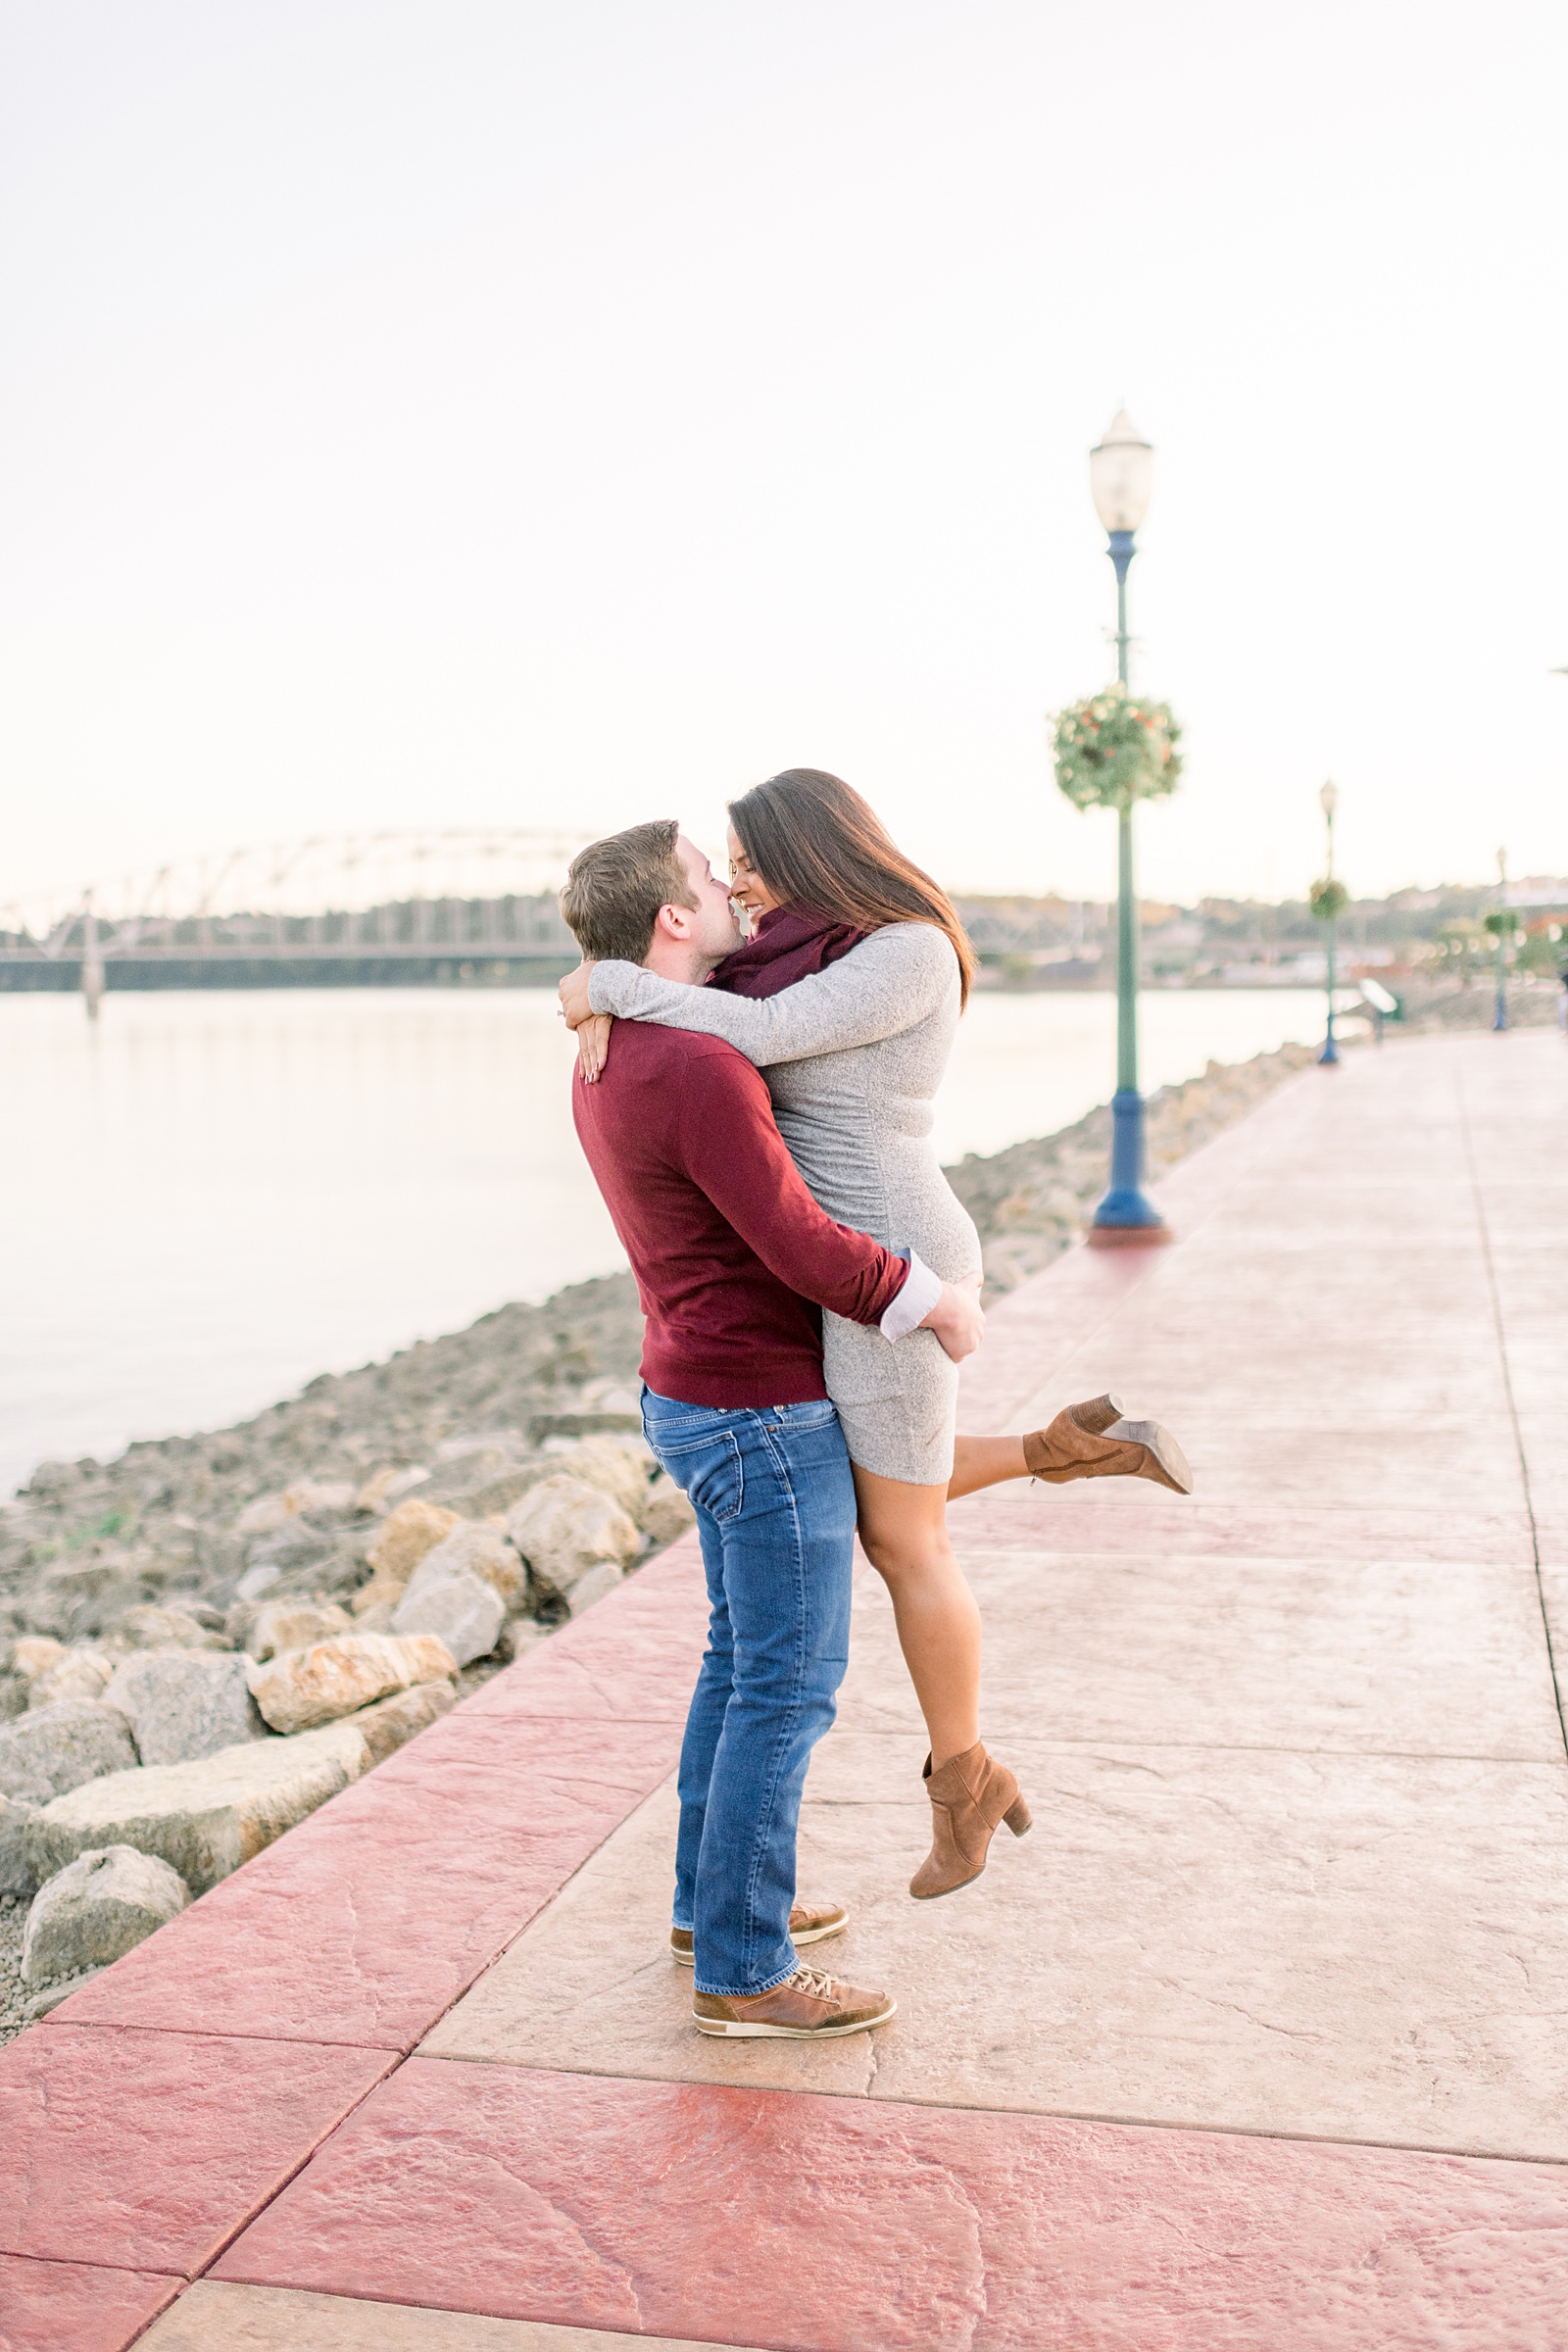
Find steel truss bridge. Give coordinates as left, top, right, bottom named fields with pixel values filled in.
left=0, top=830, right=590, bottom=1002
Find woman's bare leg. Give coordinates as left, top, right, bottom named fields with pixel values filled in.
left=947, top=1435, right=1029, bottom=1501
left=950, top=1399, right=1194, bottom=1502
left=851, top=1464, right=981, bottom=1770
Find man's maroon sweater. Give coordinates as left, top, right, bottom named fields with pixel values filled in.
left=571, top=1019, right=909, bottom=1407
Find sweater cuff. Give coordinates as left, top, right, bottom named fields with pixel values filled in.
left=586, top=961, right=642, bottom=1016
left=879, top=1250, right=943, bottom=1343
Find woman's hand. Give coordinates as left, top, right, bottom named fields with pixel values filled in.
left=576, top=1013, right=612, bottom=1083
left=558, top=961, right=596, bottom=1029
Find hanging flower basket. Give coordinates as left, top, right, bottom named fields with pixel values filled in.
left=1052, top=683, right=1183, bottom=812
left=1309, top=879, right=1349, bottom=922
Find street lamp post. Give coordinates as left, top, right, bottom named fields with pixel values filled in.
left=1318, top=782, right=1340, bottom=1065
left=1492, top=847, right=1510, bottom=1032
left=1086, top=411, right=1168, bottom=1246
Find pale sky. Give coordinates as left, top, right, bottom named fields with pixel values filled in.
left=3, top=0, right=1566, bottom=910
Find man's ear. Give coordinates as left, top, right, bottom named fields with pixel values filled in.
left=654, top=900, right=696, bottom=942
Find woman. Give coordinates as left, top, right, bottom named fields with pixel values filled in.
left=560, top=769, right=1190, bottom=1899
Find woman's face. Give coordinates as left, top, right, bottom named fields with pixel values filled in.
left=726, top=824, right=783, bottom=919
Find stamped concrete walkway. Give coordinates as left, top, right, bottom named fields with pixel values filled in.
left=4, top=1028, right=1568, bottom=2349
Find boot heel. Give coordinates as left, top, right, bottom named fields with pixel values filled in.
left=1004, top=1795, right=1032, bottom=1837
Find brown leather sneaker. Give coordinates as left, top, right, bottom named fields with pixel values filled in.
left=1023, top=1392, right=1193, bottom=1494
left=694, top=1965, right=895, bottom=2038
left=671, top=1899, right=848, bottom=1966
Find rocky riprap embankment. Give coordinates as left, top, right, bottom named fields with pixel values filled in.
left=0, top=1411, right=693, bottom=2042
left=0, top=1037, right=1330, bottom=2040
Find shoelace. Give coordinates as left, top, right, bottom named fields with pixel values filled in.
left=789, top=1966, right=840, bottom=2002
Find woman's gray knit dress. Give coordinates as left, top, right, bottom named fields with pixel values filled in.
left=587, top=923, right=981, bottom=1486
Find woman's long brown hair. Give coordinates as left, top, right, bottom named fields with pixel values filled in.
left=727, top=768, right=977, bottom=1007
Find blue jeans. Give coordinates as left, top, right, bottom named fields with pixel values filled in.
left=641, top=1386, right=858, bottom=1997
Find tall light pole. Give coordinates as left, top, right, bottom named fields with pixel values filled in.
left=1086, top=410, right=1168, bottom=1246
left=1318, top=782, right=1340, bottom=1065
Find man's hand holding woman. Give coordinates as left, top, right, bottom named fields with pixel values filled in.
left=920, top=1276, right=985, bottom=1364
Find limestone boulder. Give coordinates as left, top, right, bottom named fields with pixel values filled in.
left=562, top=1560, right=625, bottom=1617
left=28, top=1648, right=114, bottom=1708
left=235, top=1491, right=291, bottom=1536
left=22, top=1844, right=190, bottom=1987
left=0, top=1792, right=38, bottom=1895
left=9, top=1637, right=67, bottom=1684
left=391, top=1568, right=505, bottom=1667
left=354, top=1463, right=416, bottom=1516
left=349, top=1601, right=398, bottom=1637
left=506, top=1475, right=641, bottom=1603
left=351, top=1573, right=410, bottom=1616
left=365, top=1498, right=461, bottom=1583
left=23, top=1722, right=370, bottom=1893
left=245, top=1599, right=353, bottom=1661
left=551, top=1436, right=654, bottom=1521
left=0, top=1700, right=138, bottom=1807
left=347, top=1680, right=458, bottom=1764
left=98, top=1604, right=227, bottom=1656
left=412, top=1523, right=526, bottom=1605
left=104, top=1650, right=270, bottom=1766
left=282, top=1478, right=358, bottom=1521
left=247, top=1631, right=457, bottom=1735
left=640, top=1472, right=697, bottom=1545
left=495, top=1619, right=549, bottom=1665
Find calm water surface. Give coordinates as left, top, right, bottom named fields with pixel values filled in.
left=1, top=986, right=1328, bottom=1493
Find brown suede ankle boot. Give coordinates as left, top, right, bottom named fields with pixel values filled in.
left=1022, top=1392, right=1193, bottom=1494
left=909, top=1740, right=1032, bottom=1899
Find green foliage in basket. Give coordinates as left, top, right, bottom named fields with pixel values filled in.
left=1053, top=684, right=1183, bottom=813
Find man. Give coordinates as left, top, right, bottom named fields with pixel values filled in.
left=561, top=820, right=982, bottom=2042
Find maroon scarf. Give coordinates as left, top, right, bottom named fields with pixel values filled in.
left=710, top=904, right=867, bottom=999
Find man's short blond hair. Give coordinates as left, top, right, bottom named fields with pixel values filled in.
left=560, top=820, right=697, bottom=962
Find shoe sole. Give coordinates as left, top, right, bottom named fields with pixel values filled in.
left=694, top=1997, right=897, bottom=2038
left=1106, top=1416, right=1193, bottom=1495
left=671, top=1916, right=847, bottom=1966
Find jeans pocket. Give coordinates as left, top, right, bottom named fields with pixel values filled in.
left=646, top=1429, right=745, bottom=1524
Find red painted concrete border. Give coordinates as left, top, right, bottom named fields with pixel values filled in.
left=212, top=2061, right=1568, bottom=2351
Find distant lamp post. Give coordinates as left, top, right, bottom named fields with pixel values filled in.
left=1309, top=782, right=1348, bottom=1065
left=1485, top=847, right=1516, bottom=1031
left=1054, top=410, right=1181, bottom=1246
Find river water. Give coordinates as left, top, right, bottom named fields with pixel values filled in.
left=1, top=986, right=1329, bottom=1494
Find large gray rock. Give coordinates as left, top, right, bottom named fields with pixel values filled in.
left=246, top=1632, right=458, bottom=1734
left=23, top=1722, right=369, bottom=1893
left=22, top=1844, right=190, bottom=1987
left=0, top=1700, right=138, bottom=1807
left=0, top=1791, right=38, bottom=1895
left=103, top=1650, right=270, bottom=1766
left=409, top=1523, right=525, bottom=1605
left=506, top=1475, right=641, bottom=1604
left=391, top=1567, right=505, bottom=1666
